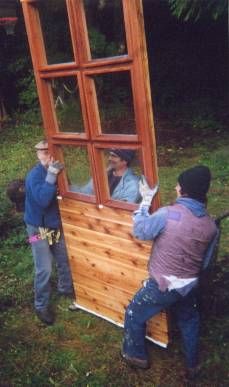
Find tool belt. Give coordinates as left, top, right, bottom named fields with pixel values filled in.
left=28, top=227, right=61, bottom=245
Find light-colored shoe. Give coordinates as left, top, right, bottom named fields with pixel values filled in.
left=68, top=302, right=79, bottom=311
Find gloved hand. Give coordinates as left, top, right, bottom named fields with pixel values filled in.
left=46, top=160, right=64, bottom=184
left=139, top=176, right=159, bottom=207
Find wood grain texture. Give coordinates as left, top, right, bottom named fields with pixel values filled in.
left=60, top=198, right=169, bottom=346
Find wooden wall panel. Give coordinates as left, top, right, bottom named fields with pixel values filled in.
left=59, top=197, right=169, bottom=347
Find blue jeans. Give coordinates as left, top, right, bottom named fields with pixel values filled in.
left=123, top=278, right=199, bottom=368
left=26, top=224, right=73, bottom=311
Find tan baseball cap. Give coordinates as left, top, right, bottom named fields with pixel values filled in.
left=34, top=140, right=48, bottom=151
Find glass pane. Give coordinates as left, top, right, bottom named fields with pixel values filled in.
left=37, top=0, right=74, bottom=64
left=93, top=72, right=136, bottom=134
left=84, top=0, right=127, bottom=59
left=62, top=146, right=94, bottom=196
left=50, top=77, right=84, bottom=133
left=102, top=148, right=142, bottom=203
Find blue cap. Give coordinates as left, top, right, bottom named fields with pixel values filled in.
left=109, top=149, right=135, bottom=163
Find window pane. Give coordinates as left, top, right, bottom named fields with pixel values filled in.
left=102, top=148, right=142, bottom=203
left=93, top=72, right=136, bottom=134
left=50, top=77, right=84, bottom=133
left=62, top=146, right=94, bottom=196
left=84, top=0, right=127, bottom=59
left=37, top=0, right=74, bottom=64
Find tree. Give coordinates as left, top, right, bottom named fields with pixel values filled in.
left=168, top=0, right=227, bottom=21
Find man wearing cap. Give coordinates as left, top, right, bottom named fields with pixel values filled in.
left=24, top=140, right=74, bottom=325
left=71, top=149, right=140, bottom=203
left=121, top=165, right=218, bottom=379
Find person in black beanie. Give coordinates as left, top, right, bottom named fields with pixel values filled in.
left=121, top=165, right=218, bottom=381
left=178, top=165, right=211, bottom=203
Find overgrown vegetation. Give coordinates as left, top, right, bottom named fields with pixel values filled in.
left=0, top=123, right=228, bottom=386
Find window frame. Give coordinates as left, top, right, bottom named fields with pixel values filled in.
left=21, top=0, right=160, bottom=211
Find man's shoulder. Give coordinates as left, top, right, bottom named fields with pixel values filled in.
left=123, top=168, right=140, bottom=182
left=26, top=163, right=44, bottom=180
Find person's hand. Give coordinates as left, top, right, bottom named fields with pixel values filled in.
left=139, top=176, right=159, bottom=207
left=46, top=160, right=64, bottom=184
left=48, top=160, right=64, bottom=175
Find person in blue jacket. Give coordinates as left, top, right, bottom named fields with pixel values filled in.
left=121, top=166, right=218, bottom=380
left=70, top=149, right=141, bottom=203
left=24, top=140, right=73, bottom=325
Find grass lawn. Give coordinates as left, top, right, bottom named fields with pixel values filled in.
left=0, top=123, right=228, bottom=386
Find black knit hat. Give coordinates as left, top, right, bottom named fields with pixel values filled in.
left=178, top=165, right=211, bottom=202
left=109, top=149, right=135, bottom=163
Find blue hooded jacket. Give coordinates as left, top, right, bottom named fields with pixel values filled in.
left=24, top=163, right=60, bottom=229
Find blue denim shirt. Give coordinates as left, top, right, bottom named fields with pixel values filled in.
left=70, top=168, right=141, bottom=203
left=24, top=163, right=60, bottom=228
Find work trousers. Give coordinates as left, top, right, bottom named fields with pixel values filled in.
left=123, top=278, right=199, bottom=368
left=26, top=224, right=73, bottom=311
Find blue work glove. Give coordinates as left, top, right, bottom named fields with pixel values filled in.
left=46, top=160, right=64, bottom=184
left=139, top=176, right=159, bottom=208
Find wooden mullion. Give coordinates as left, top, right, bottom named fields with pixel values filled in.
left=50, top=138, right=89, bottom=147
left=82, top=74, right=101, bottom=138
left=65, top=0, right=79, bottom=65
left=93, top=142, right=141, bottom=150
left=102, top=199, right=138, bottom=212
left=39, top=62, right=77, bottom=72
left=83, top=63, right=131, bottom=76
left=76, top=71, right=93, bottom=139
left=90, top=134, right=139, bottom=143
left=69, top=0, right=91, bottom=64
left=86, top=143, right=102, bottom=205
left=60, top=191, right=97, bottom=204
left=82, top=55, right=133, bottom=69
left=90, top=146, right=106, bottom=205
left=38, top=57, right=132, bottom=76
left=123, top=0, right=160, bottom=210
left=40, top=70, right=78, bottom=79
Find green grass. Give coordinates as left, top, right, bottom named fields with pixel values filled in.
left=0, top=123, right=229, bottom=386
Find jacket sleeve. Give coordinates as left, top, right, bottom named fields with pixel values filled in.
left=119, top=181, right=140, bottom=202
left=133, top=206, right=168, bottom=240
left=112, top=175, right=140, bottom=203
left=28, top=172, right=57, bottom=208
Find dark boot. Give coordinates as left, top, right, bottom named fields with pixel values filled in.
left=185, top=366, right=201, bottom=381
left=36, top=308, right=54, bottom=325
left=57, top=290, right=74, bottom=298
left=120, top=350, right=150, bottom=369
